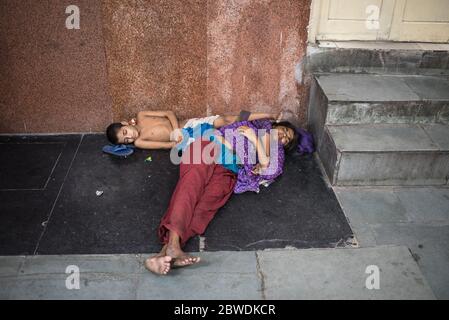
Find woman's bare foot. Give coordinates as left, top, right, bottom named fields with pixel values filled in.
left=144, top=255, right=173, bottom=275
left=166, top=245, right=201, bottom=267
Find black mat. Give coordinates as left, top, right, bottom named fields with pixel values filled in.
left=204, top=153, right=353, bottom=250
left=0, top=135, right=81, bottom=255
left=0, top=143, right=63, bottom=190
left=0, top=134, right=353, bottom=255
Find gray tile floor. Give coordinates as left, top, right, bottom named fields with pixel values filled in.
left=1, top=186, right=447, bottom=299
left=334, top=186, right=449, bottom=299
left=0, top=246, right=436, bottom=300
left=258, top=246, right=434, bottom=300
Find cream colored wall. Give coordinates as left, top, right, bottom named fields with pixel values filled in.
left=309, top=0, right=449, bottom=43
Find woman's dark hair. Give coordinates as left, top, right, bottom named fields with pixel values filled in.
left=272, top=121, right=299, bottom=154
left=106, top=123, right=124, bottom=144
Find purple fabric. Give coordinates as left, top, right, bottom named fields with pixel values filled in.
left=296, top=127, right=315, bottom=155
left=217, top=119, right=285, bottom=194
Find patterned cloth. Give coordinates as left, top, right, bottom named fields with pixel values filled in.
left=217, top=119, right=285, bottom=194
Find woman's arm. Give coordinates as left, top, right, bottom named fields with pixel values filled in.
left=238, top=127, right=284, bottom=179
left=254, top=133, right=271, bottom=169
left=237, top=126, right=270, bottom=168
left=258, top=137, right=285, bottom=180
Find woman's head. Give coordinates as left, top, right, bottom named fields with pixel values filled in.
left=272, top=121, right=299, bottom=153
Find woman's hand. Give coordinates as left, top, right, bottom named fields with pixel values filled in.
left=251, top=163, right=263, bottom=175
left=237, top=126, right=257, bottom=143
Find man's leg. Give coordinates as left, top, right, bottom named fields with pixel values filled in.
left=144, top=244, right=172, bottom=275
left=159, top=164, right=210, bottom=265
left=158, top=161, right=214, bottom=243
left=187, top=164, right=236, bottom=238
left=157, top=141, right=217, bottom=265
left=164, top=163, right=236, bottom=267
left=166, top=229, right=200, bottom=267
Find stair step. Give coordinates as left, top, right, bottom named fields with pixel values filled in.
left=306, top=45, right=449, bottom=76
left=317, top=73, right=449, bottom=102
left=311, top=74, right=449, bottom=128
left=309, top=73, right=449, bottom=152
left=319, top=124, right=449, bottom=186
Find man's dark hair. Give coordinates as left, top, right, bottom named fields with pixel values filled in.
left=106, top=123, right=124, bottom=145
left=272, top=121, right=299, bottom=154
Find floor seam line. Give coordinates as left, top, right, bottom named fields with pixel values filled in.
left=255, top=252, right=266, bottom=300
left=41, top=145, right=65, bottom=190
left=33, top=135, right=84, bottom=255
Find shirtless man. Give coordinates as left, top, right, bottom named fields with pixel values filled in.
left=105, top=111, right=278, bottom=150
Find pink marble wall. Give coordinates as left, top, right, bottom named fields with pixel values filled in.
left=0, top=0, right=311, bottom=133
left=0, top=0, right=112, bottom=133
left=208, top=0, right=310, bottom=125
left=101, top=0, right=207, bottom=122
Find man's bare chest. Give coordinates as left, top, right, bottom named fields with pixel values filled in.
left=138, top=118, right=172, bottom=141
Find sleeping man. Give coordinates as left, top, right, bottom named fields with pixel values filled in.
left=105, top=110, right=278, bottom=150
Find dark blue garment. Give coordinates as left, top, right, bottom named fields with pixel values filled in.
left=102, top=144, right=134, bottom=157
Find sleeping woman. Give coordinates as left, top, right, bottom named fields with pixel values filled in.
left=214, top=119, right=298, bottom=194
left=145, top=118, right=299, bottom=275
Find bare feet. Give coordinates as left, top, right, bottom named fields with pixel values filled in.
left=166, top=245, right=201, bottom=267
left=144, top=255, right=172, bottom=275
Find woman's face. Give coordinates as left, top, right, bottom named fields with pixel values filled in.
left=276, top=125, right=294, bottom=146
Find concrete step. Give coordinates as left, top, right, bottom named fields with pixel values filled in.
left=309, top=73, right=449, bottom=153
left=306, top=44, right=449, bottom=76
left=319, top=123, right=449, bottom=186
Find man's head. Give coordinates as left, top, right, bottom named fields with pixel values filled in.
left=272, top=121, right=299, bottom=153
left=106, top=122, right=139, bottom=145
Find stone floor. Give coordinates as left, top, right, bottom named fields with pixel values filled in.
left=0, top=246, right=435, bottom=300
left=1, top=185, right=448, bottom=299
left=334, top=186, right=449, bottom=299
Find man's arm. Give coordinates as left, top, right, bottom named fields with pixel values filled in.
left=247, top=112, right=277, bottom=121
left=134, top=139, right=176, bottom=150
left=215, top=112, right=277, bottom=128
left=137, top=110, right=180, bottom=130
